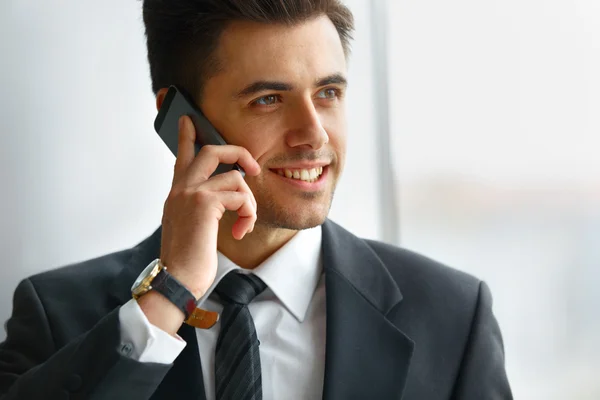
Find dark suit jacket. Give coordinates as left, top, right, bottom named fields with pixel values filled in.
left=0, top=220, right=512, bottom=399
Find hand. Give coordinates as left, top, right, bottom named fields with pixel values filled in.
left=159, top=115, right=261, bottom=298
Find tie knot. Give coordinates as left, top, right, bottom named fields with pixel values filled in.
left=215, top=272, right=267, bottom=306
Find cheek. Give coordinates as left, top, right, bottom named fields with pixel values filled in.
left=218, top=113, right=280, bottom=160
left=246, top=136, right=274, bottom=160
left=236, top=126, right=281, bottom=162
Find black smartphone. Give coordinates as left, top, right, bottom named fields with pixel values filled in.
left=154, top=85, right=245, bottom=177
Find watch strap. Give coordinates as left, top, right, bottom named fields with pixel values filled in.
left=151, top=266, right=197, bottom=320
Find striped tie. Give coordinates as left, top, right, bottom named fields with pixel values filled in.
left=214, top=272, right=267, bottom=400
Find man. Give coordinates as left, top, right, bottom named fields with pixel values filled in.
left=0, top=0, right=512, bottom=399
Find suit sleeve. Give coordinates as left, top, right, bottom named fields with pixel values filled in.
left=0, top=278, right=172, bottom=400
left=450, top=281, right=513, bottom=400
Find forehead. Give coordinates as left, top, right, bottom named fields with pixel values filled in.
left=214, top=15, right=347, bottom=85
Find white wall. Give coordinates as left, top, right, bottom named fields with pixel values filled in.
left=0, top=0, right=381, bottom=336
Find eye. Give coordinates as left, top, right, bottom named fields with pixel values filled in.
left=252, top=95, right=280, bottom=106
left=316, top=88, right=340, bottom=99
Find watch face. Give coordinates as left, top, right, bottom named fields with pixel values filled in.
left=131, top=259, right=160, bottom=292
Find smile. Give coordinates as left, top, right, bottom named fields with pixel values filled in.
left=272, top=167, right=325, bottom=183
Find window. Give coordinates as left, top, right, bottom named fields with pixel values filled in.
left=388, top=0, right=600, bottom=398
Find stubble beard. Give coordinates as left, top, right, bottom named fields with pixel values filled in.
left=254, top=187, right=336, bottom=231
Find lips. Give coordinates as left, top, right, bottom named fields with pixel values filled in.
left=271, top=167, right=324, bottom=183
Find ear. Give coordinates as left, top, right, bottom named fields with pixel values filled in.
left=156, top=88, right=170, bottom=111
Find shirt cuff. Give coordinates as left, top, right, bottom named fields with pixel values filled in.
left=118, top=298, right=187, bottom=364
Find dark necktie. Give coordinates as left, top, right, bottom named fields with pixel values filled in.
left=214, top=271, right=267, bottom=400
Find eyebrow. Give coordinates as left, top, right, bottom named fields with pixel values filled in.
left=315, top=73, right=347, bottom=88
left=234, top=73, right=348, bottom=99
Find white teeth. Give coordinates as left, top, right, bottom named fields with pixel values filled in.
left=279, top=167, right=325, bottom=182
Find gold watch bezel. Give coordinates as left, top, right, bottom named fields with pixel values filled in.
left=131, top=259, right=164, bottom=299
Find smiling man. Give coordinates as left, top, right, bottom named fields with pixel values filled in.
left=0, top=1, right=512, bottom=399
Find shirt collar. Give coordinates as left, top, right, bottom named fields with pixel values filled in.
left=196, top=225, right=323, bottom=323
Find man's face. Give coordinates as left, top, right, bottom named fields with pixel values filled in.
left=200, top=15, right=348, bottom=230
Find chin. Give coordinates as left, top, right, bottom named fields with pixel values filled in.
left=256, top=197, right=332, bottom=231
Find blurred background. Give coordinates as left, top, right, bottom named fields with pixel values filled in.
left=1, top=0, right=598, bottom=398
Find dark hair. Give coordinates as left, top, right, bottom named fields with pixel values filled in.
left=142, top=0, right=354, bottom=100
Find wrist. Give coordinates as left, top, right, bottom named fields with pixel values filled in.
left=131, top=259, right=199, bottom=324
left=159, top=256, right=214, bottom=299
left=166, top=269, right=211, bottom=299
left=130, top=258, right=219, bottom=332
left=136, top=291, right=185, bottom=336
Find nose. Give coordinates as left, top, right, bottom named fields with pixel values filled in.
left=284, top=98, right=329, bottom=150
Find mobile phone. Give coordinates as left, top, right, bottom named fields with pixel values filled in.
left=154, top=85, right=245, bottom=177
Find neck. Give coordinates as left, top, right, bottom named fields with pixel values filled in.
left=217, top=212, right=298, bottom=269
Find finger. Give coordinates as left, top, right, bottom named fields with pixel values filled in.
left=173, top=115, right=196, bottom=183
left=216, top=191, right=256, bottom=239
left=186, top=145, right=261, bottom=183
left=198, top=170, right=257, bottom=210
left=232, top=215, right=255, bottom=239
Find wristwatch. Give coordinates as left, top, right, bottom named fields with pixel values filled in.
left=131, top=258, right=198, bottom=319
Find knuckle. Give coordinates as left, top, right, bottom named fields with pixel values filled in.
left=225, top=169, right=243, bottom=182
left=240, top=192, right=250, bottom=203
left=246, top=194, right=256, bottom=211
left=192, top=189, right=214, bottom=206
left=166, top=188, right=182, bottom=203
left=199, top=145, right=217, bottom=156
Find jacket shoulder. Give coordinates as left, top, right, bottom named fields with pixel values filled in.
left=19, top=247, right=139, bottom=344
left=28, top=247, right=134, bottom=291
left=364, top=238, right=481, bottom=299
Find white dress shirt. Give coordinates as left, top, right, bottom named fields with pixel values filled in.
left=119, top=225, right=326, bottom=400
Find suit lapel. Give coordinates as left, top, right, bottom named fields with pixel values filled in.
left=321, top=220, right=414, bottom=400
left=109, top=222, right=414, bottom=399
left=108, top=227, right=206, bottom=400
